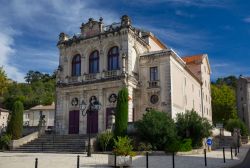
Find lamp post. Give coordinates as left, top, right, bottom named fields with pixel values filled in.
left=79, top=96, right=101, bottom=157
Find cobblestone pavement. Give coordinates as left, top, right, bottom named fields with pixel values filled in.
left=0, top=145, right=249, bottom=168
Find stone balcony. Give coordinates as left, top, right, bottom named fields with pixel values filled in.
left=65, top=70, right=122, bottom=84
left=148, top=80, right=160, bottom=88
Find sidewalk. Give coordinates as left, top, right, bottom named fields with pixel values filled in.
left=0, top=144, right=249, bottom=168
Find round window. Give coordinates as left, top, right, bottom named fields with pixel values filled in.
left=150, top=95, right=159, bottom=104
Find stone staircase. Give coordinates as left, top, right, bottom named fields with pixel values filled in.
left=12, top=134, right=88, bottom=153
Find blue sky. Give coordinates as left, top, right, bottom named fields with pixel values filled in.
left=0, top=0, right=250, bottom=82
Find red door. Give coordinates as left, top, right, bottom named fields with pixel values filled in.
left=87, top=110, right=98, bottom=134
left=69, top=110, right=79, bottom=134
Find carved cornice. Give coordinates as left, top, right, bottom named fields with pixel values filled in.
left=56, top=75, right=126, bottom=88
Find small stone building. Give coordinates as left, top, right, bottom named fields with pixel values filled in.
left=23, top=103, right=55, bottom=127
left=55, top=15, right=212, bottom=135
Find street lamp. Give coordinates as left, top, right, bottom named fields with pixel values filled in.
left=79, top=96, right=101, bottom=157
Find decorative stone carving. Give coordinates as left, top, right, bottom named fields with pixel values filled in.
left=121, top=15, right=131, bottom=27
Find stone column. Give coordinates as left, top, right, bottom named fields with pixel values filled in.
left=127, top=85, right=133, bottom=122
left=98, top=88, right=104, bottom=132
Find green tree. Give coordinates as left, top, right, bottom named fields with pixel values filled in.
left=0, top=67, right=8, bottom=96
left=211, top=84, right=237, bottom=124
left=215, top=75, right=237, bottom=90
left=3, top=70, right=55, bottom=110
left=225, top=118, right=248, bottom=136
left=7, top=101, right=24, bottom=140
left=135, top=110, right=177, bottom=150
left=114, top=88, right=128, bottom=137
left=175, top=110, right=212, bottom=148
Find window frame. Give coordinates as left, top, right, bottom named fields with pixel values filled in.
left=150, top=66, right=158, bottom=81
left=89, top=50, right=99, bottom=74
left=108, top=46, right=119, bottom=71
left=72, top=54, right=81, bottom=76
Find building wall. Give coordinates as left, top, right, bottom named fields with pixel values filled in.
left=200, top=57, right=212, bottom=122
left=237, top=77, right=250, bottom=131
left=170, top=56, right=202, bottom=119
left=24, top=110, right=54, bottom=127
left=139, top=51, right=171, bottom=119
left=0, top=111, right=9, bottom=132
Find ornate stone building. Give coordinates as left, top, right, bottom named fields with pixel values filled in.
left=55, top=15, right=212, bottom=135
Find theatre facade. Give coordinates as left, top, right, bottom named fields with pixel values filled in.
left=55, top=15, right=212, bottom=135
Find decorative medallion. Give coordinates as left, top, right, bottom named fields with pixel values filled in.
left=109, top=93, right=117, bottom=103
left=89, top=96, right=97, bottom=104
left=71, top=97, right=78, bottom=106
left=150, top=95, right=159, bottom=104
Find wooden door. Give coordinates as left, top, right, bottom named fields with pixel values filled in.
left=87, top=110, right=98, bottom=134
left=68, top=110, right=79, bottom=134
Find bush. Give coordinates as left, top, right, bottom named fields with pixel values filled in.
left=114, top=88, right=128, bottom=137
left=137, top=142, right=152, bottom=152
left=7, top=101, right=24, bottom=139
left=97, top=131, right=114, bottom=151
left=113, top=136, right=135, bottom=156
left=225, top=119, right=249, bottom=136
left=166, top=140, right=180, bottom=153
left=135, top=110, right=177, bottom=150
left=179, top=139, right=192, bottom=152
left=175, top=110, right=213, bottom=148
left=0, top=134, right=12, bottom=150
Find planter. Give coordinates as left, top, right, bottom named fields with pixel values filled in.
left=108, top=154, right=132, bottom=167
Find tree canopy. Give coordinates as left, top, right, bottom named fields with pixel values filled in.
left=2, top=70, right=55, bottom=110
left=7, top=101, right=24, bottom=140
left=114, top=87, right=128, bottom=137
left=175, top=110, right=212, bottom=148
left=135, top=110, right=177, bottom=150
left=0, top=67, right=8, bottom=96
left=211, top=84, right=237, bottom=124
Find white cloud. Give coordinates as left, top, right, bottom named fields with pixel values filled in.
left=0, top=0, right=119, bottom=82
left=130, top=0, right=228, bottom=8
left=243, top=17, right=250, bottom=23
left=210, top=59, right=250, bottom=80
left=143, top=26, right=212, bottom=55
left=175, top=10, right=195, bottom=18
left=0, top=29, right=25, bottom=82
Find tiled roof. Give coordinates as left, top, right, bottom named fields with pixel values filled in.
left=182, top=54, right=204, bottom=64
left=0, top=108, right=9, bottom=112
left=29, top=102, right=55, bottom=110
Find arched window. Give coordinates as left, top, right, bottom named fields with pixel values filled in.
left=89, top=50, right=99, bottom=73
left=108, top=46, right=119, bottom=70
left=72, top=54, right=81, bottom=76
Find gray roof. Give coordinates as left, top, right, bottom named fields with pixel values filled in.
left=0, top=108, right=9, bottom=113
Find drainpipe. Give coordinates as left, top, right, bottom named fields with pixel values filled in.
left=201, top=84, right=204, bottom=118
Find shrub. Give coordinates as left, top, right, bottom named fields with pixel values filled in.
left=113, top=136, right=135, bottom=156
left=114, top=88, right=128, bottom=137
left=0, top=134, right=12, bottom=150
left=179, top=139, right=192, bottom=152
left=137, top=142, right=152, bottom=152
left=7, top=101, right=24, bottom=139
left=135, top=110, right=177, bottom=150
left=225, top=119, right=249, bottom=136
left=166, top=140, right=180, bottom=153
left=97, top=131, right=114, bottom=151
left=175, top=110, right=213, bottom=148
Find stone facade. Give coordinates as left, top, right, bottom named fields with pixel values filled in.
left=237, top=76, right=250, bottom=132
left=55, top=15, right=212, bottom=135
left=0, top=108, right=9, bottom=134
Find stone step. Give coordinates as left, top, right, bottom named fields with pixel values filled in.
left=11, top=134, right=92, bottom=153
